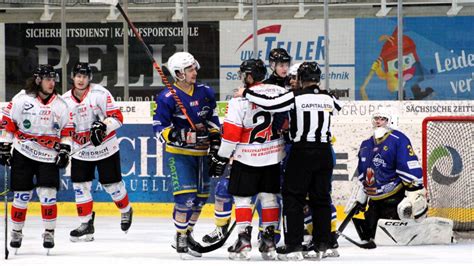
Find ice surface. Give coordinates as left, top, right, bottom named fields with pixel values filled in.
left=0, top=216, right=472, bottom=266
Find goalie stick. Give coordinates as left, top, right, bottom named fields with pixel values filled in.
left=90, top=0, right=197, bottom=131
left=336, top=202, right=376, bottom=249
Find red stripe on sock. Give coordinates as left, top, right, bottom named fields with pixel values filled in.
left=114, top=193, right=130, bottom=210
left=41, top=204, right=57, bottom=221
left=11, top=206, right=27, bottom=223
left=235, top=207, right=252, bottom=224
left=261, top=207, right=279, bottom=223
left=77, top=201, right=93, bottom=217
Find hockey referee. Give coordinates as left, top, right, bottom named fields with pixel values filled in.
left=240, top=62, right=342, bottom=260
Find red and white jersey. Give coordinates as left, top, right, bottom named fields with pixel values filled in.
left=0, top=90, right=72, bottom=163
left=218, top=84, right=287, bottom=167
left=62, top=83, right=123, bottom=161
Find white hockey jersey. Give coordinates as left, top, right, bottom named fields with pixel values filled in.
left=62, top=83, right=123, bottom=161
left=218, top=83, right=287, bottom=167
left=0, top=91, right=72, bottom=163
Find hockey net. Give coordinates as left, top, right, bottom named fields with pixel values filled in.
left=422, top=116, right=474, bottom=235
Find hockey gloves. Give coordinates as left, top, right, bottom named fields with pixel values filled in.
left=55, top=143, right=71, bottom=169
left=208, top=152, right=229, bottom=178
left=0, top=142, right=12, bottom=166
left=397, top=188, right=428, bottom=222
left=90, top=121, right=107, bottom=146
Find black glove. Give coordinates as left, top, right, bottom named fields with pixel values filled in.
left=90, top=121, right=107, bottom=147
left=0, top=142, right=12, bottom=166
left=208, top=152, right=229, bottom=177
left=208, top=132, right=221, bottom=154
left=55, top=143, right=71, bottom=169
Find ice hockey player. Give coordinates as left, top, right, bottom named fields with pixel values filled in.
left=153, top=52, right=221, bottom=259
left=0, top=65, right=72, bottom=253
left=264, top=48, right=291, bottom=87
left=345, top=108, right=428, bottom=242
left=208, top=59, right=286, bottom=260
left=62, top=62, right=133, bottom=242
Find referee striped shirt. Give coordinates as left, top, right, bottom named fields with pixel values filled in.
left=243, top=85, right=342, bottom=144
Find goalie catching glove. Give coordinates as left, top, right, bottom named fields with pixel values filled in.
left=397, top=188, right=428, bottom=222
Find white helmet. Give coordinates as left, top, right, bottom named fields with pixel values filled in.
left=167, top=52, right=200, bottom=81
left=372, top=107, right=398, bottom=138
left=288, top=63, right=301, bottom=76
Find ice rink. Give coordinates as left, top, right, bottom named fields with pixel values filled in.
left=0, top=216, right=472, bottom=266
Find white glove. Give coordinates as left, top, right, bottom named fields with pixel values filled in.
left=397, top=188, right=428, bottom=222
left=344, top=182, right=368, bottom=214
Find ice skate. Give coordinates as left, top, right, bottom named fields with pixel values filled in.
left=185, top=230, right=202, bottom=257
left=324, top=232, right=340, bottom=258
left=10, top=230, right=23, bottom=254
left=121, top=207, right=133, bottom=233
left=202, top=223, right=229, bottom=244
left=175, top=231, right=194, bottom=260
left=258, top=226, right=277, bottom=260
left=172, top=231, right=202, bottom=259
left=228, top=226, right=252, bottom=260
left=70, top=211, right=95, bottom=242
left=301, top=231, right=314, bottom=258
left=276, top=245, right=304, bottom=261
left=42, top=229, right=55, bottom=255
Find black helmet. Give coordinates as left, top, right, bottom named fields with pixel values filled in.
left=34, top=64, right=58, bottom=80
left=297, top=62, right=321, bottom=83
left=269, top=48, right=291, bottom=64
left=239, top=59, right=267, bottom=82
left=72, top=62, right=92, bottom=78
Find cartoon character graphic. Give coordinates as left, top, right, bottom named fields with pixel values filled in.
left=360, top=28, right=434, bottom=100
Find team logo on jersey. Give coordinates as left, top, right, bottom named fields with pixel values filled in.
left=23, top=119, right=31, bottom=129
left=190, top=100, right=199, bottom=107
left=428, top=145, right=463, bottom=185
left=365, top=167, right=376, bottom=186
left=23, top=102, right=34, bottom=111
left=372, top=153, right=386, bottom=167
left=383, top=145, right=389, bottom=151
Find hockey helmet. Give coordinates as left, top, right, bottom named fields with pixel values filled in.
left=269, top=48, right=291, bottom=64
left=167, top=52, right=200, bottom=81
left=372, top=107, right=398, bottom=138
left=297, top=62, right=321, bottom=83
left=72, top=62, right=92, bottom=79
left=34, top=64, right=58, bottom=82
left=239, top=59, right=267, bottom=82
left=288, top=63, right=302, bottom=77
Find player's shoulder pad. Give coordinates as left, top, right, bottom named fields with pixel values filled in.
left=89, top=83, right=109, bottom=96
left=390, top=129, right=410, bottom=142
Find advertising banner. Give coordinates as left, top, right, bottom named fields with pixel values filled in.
left=219, top=19, right=355, bottom=100
left=355, top=16, right=474, bottom=100
left=3, top=22, right=219, bottom=101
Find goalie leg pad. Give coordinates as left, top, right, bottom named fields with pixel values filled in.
left=375, top=217, right=454, bottom=245
left=73, top=181, right=94, bottom=223
left=11, top=190, right=33, bottom=231
left=37, top=187, right=58, bottom=230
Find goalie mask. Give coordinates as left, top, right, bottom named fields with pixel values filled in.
left=372, top=107, right=398, bottom=138
left=167, top=52, right=200, bottom=81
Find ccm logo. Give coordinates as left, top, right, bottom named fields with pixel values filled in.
left=385, top=221, right=408, bottom=226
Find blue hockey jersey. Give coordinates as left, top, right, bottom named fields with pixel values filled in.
left=153, top=83, right=220, bottom=156
left=357, top=130, right=423, bottom=200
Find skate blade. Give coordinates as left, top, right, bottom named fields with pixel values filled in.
left=13, top=248, right=19, bottom=255
left=70, top=234, right=94, bottom=243
left=187, top=249, right=202, bottom=258
left=179, top=252, right=196, bottom=260
left=324, top=249, right=340, bottom=258
left=229, top=248, right=251, bottom=261
left=277, top=252, right=304, bottom=261
left=261, top=250, right=277, bottom=260
left=46, top=248, right=51, bottom=256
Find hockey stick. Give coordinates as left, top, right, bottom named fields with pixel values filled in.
left=335, top=203, right=376, bottom=249
left=90, top=0, right=197, bottom=131
left=4, top=165, right=9, bottom=259
left=189, top=199, right=259, bottom=254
